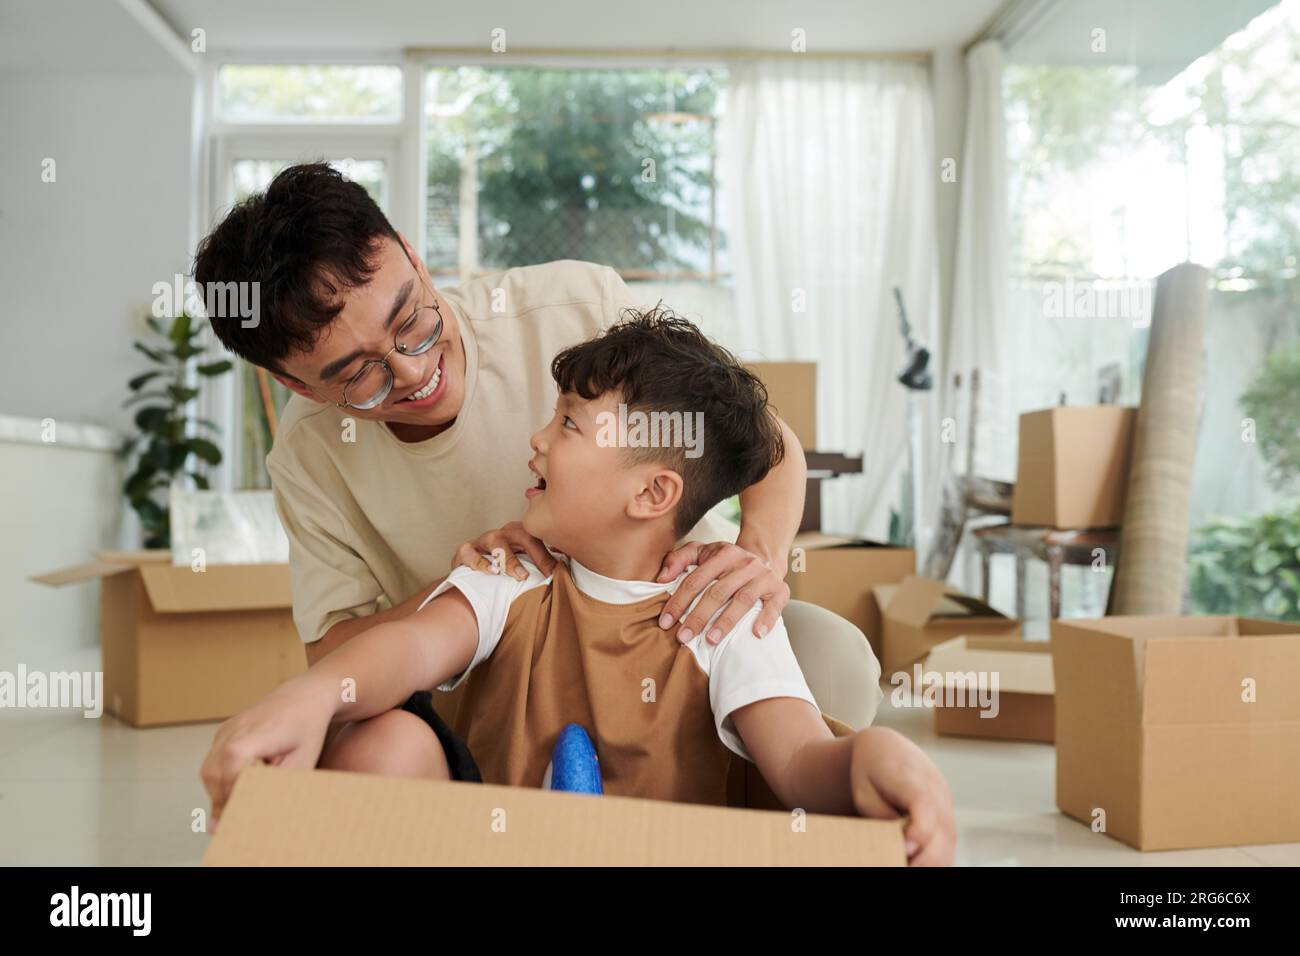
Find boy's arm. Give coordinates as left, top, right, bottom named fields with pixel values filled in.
left=302, top=588, right=478, bottom=722
left=731, top=700, right=957, bottom=866
left=200, top=589, right=477, bottom=821
left=729, top=697, right=854, bottom=815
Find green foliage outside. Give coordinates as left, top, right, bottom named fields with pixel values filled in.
left=1190, top=505, right=1300, bottom=621
left=425, top=66, right=724, bottom=275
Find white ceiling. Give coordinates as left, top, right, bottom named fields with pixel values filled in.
left=146, top=0, right=1006, bottom=54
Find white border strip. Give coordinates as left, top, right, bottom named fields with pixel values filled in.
left=0, top=414, right=118, bottom=453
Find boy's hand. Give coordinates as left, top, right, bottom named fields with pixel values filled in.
left=199, top=678, right=334, bottom=829
left=655, top=540, right=788, bottom=642
left=453, top=521, right=559, bottom=581
left=849, top=728, right=956, bottom=867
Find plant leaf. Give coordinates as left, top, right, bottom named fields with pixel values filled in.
left=185, top=437, right=222, bottom=464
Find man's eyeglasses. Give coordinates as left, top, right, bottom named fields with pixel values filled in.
left=336, top=280, right=444, bottom=411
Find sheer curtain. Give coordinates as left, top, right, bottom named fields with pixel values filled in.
left=721, top=56, right=941, bottom=540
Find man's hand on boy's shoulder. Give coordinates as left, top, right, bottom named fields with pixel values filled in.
left=850, top=727, right=957, bottom=867
left=655, top=540, right=788, bottom=643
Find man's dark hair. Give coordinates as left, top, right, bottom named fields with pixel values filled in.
left=551, top=307, right=785, bottom=537
left=192, top=162, right=402, bottom=373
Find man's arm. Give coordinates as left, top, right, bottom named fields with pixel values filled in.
left=736, top=414, right=807, bottom=575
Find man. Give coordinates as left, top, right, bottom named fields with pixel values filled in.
left=193, top=163, right=809, bottom=774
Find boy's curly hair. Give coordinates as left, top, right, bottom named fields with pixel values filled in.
left=551, top=306, right=785, bottom=536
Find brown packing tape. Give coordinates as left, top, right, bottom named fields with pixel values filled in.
left=205, top=765, right=907, bottom=866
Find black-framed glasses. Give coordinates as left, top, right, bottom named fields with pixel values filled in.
left=336, top=283, right=444, bottom=411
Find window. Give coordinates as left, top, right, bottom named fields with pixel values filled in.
left=423, top=65, right=727, bottom=281
left=1002, top=0, right=1300, bottom=620
left=217, top=64, right=403, bottom=123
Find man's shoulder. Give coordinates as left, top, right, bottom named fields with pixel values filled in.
left=443, top=260, right=625, bottom=321
left=266, top=393, right=345, bottom=473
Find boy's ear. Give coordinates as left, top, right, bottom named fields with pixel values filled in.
left=271, top=371, right=322, bottom=404
left=627, top=468, right=684, bottom=523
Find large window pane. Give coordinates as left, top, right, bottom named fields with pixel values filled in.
left=218, top=65, right=403, bottom=123
left=424, top=65, right=727, bottom=281
left=1003, top=0, right=1300, bottom=620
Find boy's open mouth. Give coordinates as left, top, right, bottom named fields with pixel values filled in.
left=526, top=464, right=547, bottom=499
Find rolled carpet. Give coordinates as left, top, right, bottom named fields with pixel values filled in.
left=1109, top=262, right=1210, bottom=615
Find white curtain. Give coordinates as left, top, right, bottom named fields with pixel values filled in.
left=942, top=40, right=1011, bottom=483
left=933, top=40, right=1012, bottom=590
left=721, top=57, right=941, bottom=540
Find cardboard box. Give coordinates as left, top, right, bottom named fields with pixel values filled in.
left=788, top=532, right=915, bottom=656
left=872, top=576, right=1021, bottom=679
left=203, top=764, right=907, bottom=866
left=924, top=637, right=1054, bottom=742
left=746, top=361, right=817, bottom=449
left=1052, top=614, right=1300, bottom=851
left=30, top=550, right=304, bottom=727
left=1011, top=406, right=1136, bottom=529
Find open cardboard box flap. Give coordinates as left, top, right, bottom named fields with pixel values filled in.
left=925, top=636, right=1054, bottom=695
left=30, top=549, right=291, bottom=613
left=874, top=575, right=1008, bottom=630
left=204, top=764, right=908, bottom=867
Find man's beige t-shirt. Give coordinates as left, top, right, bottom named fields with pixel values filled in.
left=267, top=259, right=738, bottom=645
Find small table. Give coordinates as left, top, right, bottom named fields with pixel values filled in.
left=971, top=523, right=1121, bottom=619
left=800, top=451, right=864, bottom=533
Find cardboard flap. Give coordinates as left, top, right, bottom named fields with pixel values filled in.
left=925, top=637, right=1054, bottom=695
left=1051, top=620, right=1144, bottom=722
left=881, top=576, right=953, bottom=628
left=936, top=592, right=1007, bottom=620
left=29, top=560, right=135, bottom=587
left=204, top=765, right=907, bottom=866
left=139, top=563, right=291, bottom=613
left=97, top=550, right=171, bottom=565
left=30, top=549, right=171, bottom=588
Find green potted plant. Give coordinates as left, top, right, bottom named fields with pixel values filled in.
left=1190, top=342, right=1300, bottom=620
left=119, top=312, right=232, bottom=548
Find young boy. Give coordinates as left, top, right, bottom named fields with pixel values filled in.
left=201, top=309, right=955, bottom=865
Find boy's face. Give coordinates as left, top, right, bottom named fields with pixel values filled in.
left=523, top=390, right=680, bottom=554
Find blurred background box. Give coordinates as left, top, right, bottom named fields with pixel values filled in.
left=1011, top=406, right=1137, bottom=530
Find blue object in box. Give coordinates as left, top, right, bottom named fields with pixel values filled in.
left=545, top=723, right=603, bottom=794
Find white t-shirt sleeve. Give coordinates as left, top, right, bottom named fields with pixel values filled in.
left=702, top=605, right=820, bottom=762
left=417, top=559, right=550, bottom=691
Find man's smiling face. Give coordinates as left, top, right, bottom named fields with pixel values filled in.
left=272, top=235, right=467, bottom=433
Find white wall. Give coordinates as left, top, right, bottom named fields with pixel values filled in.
left=0, top=71, right=195, bottom=436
